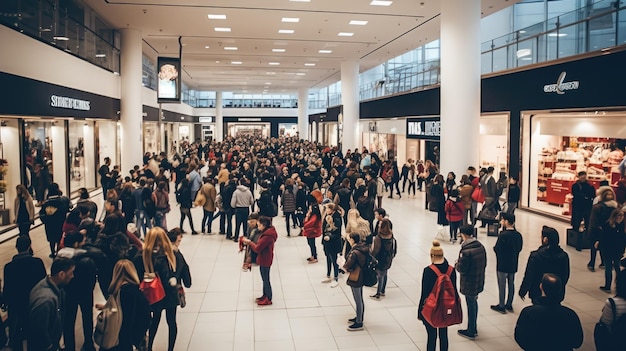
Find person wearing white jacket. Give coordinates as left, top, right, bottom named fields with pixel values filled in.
left=231, top=179, right=255, bottom=241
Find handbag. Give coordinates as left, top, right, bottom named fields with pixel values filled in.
left=194, top=191, right=206, bottom=207
left=94, top=292, right=123, bottom=349
left=139, top=273, right=166, bottom=305
left=471, top=186, right=484, bottom=203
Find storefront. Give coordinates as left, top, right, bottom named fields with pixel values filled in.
left=143, top=105, right=196, bottom=155
left=309, top=110, right=339, bottom=147
left=360, top=119, right=405, bottom=162
left=406, top=117, right=441, bottom=167
left=223, top=117, right=298, bottom=139
left=198, top=116, right=215, bottom=142
left=0, top=71, right=120, bottom=227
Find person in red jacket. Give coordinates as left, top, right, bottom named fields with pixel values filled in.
left=303, top=203, right=323, bottom=263
left=445, top=189, right=465, bottom=243
left=242, top=216, right=278, bottom=306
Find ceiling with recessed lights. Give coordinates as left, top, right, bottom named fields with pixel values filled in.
left=85, top=0, right=521, bottom=94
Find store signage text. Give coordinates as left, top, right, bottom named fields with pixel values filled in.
left=238, top=118, right=262, bottom=122
left=543, top=72, right=579, bottom=95
left=50, top=95, right=91, bottom=111
left=199, top=117, right=213, bottom=123
left=408, top=121, right=440, bottom=137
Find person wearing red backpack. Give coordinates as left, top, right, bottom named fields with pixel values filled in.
left=455, top=225, right=487, bottom=340
left=444, top=189, right=465, bottom=243
left=418, top=240, right=459, bottom=351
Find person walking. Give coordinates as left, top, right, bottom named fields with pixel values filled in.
left=242, top=216, right=278, bottom=306
left=321, top=203, right=343, bottom=288
left=281, top=178, right=298, bottom=236
left=455, top=225, right=487, bottom=340
left=343, top=232, right=369, bottom=331
left=570, top=171, right=596, bottom=244
left=370, top=218, right=396, bottom=299
left=14, top=184, right=35, bottom=237
left=231, top=179, right=255, bottom=241
left=199, top=178, right=217, bottom=234
left=40, top=183, right=71, bottom=258
left=3, top=236, right=46, bottom=351
left=418, top=240, right=458, bottom=351
left=588, top=187, right=618, bottom=271
left=597, top=208, right=626, bottom=292
left=153, top=181, right=171, bottom=230
left=302, top=203, right=322, bottom=263
left=175, top=178, right=197, bottom=234
left=490, top=213, right=523, bottom=314
left=514, top=274, right=583, bottom=351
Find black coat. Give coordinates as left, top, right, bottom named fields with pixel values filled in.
left=322, top=212, right=343, bottom=255
left=514, top=297, right=583, bottom=351
left=519, top=245, right=570, bottom=301
left=3, top=253, right=46, bottom=316
left=571, top=181, right=595, bottom=208
left=598, top=220, right=626, bottom=259
left=456, top=238, right=487, bottom=296
left=133, top=251, right=184, bottom=309
left=493, top=229, right=523, bottom=273
left=589, top=202, right=618, bottom=241
left=104, top=284, right=151, bottom=351
left=418, top=260, right=458, bottom=320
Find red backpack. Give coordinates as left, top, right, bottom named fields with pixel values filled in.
left=421, top=265, right=463, bottom=328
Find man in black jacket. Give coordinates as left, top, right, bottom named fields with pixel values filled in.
left=3, top=236, right=46, bottom=351
left=570, top=171, right=595, bottom=237
left=519, top=226, right=570, bottom=304
left=221, top=177, right=237, bottom=239
left=491, top=213, right=523, bottom=314
left=514, top=273, right=583, bottom=351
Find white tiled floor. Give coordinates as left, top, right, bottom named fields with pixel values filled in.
left=0, top=189, right=608, bottom=350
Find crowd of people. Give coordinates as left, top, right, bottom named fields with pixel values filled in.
left=1, top=134, right=625, bottom=351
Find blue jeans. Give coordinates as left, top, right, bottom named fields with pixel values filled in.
left=496, top=271, right=515, bottom=308
left=202, top=209, right=215, bottom=233
left=260, top=266, right=272, bottom=301
left=376, top=269, right=388, bottom=295
left=465, top=295, right=478, bottom=334
left=325, top=252, right=339, bottom=280
left=351, top=286, right=364, bottom=323
left=135, top=209, right=151, bottom=237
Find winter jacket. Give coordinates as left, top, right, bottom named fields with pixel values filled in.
left=519, top=244, right=570, bottom=301
left=344, top=242, right=369, bottom=288
left=28, top=278, right=64, bottom=351
left=334, top=187, right=355, bottom=213
left=589, top=201, right=618, bottom=242
left=133, top=251, right=184, bottom=308
left=220, top=182, right=237, bottom=211
left=458, top=184, right=473, bottom=210
left=176, top=183, right=193, bottom=209
left=456, top=237, right=487, bottom=296
left=598, top=220, right=626, bottom=259
left=514, top=297, right=583, bottom=351
left=40, top=195, right=71, bottom=242
left=444, top=198, right=465, bottom=223
left=356, top=196, right=375, bottom=223
left=302, top=213, right=322, bottom=238
left=418, top=260, right=458, bottom=320
left=322, top=211, right=343, bottom=255
left=282, top=188, right=297, bottom=213
left=3, top=252, right=46, bottom=318
left=231, top=185, right=254, bottom=208
left=200, top=183, right=217, bottom=212
left=56, top=247, right=98, bottom=297
left=257, top=189, right=275, bottom=217
left=571, top=180, right=595, bottom=207
left=14, top=196, right=35, bottom=223
left=508, top=184, right=521, bottom=203
left=249, top=226, right=278, bottom=267
left=371, top=233, right=396, bottom=270
left=493, top=228, right=524, bottom=273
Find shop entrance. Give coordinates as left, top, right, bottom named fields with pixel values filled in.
left=228, top=123, right=270, bottom=138
left=521, top=110, right=626, bottom=218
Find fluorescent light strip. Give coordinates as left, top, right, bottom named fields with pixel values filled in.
left=231, top=61, right=242, bottom=64
left=304, top=63, right=316, bottom=66
left=338, top=32, right=354, bottom=37
left=272, top=48, right=286, bottom=52
left=95, top=54, right=106, bottom=58
left=278, top=29, right=295, bottom=34
left=289, top=0, right=310, bottom=2
left=268, top=62, right=280, bottom=65
left=370, top=0, right=393, bottom=6
left=349, top=20, right=368, bottom=25
left=282, top=17, right=300, bottom=23
left=296, top=73, right=306, bottom=76
left=224, top=47, right=238, bottom=50
left=53, top=36, right=69, bottom=41
left=215, top=27, right=231, bottom=32
left=318, top=50, right=332, bottom=54
left=207, top=14, right=226, bottom=19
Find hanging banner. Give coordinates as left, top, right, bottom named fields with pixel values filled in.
left=157, top=57, right=181, bottom=103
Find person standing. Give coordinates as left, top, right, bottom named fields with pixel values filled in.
left=199, top=178, right=217, bottom=234
left=98, top=157, right=112, bottom=200
left=302, top=203, right=322, bottom=263
left=187, top=164, right=202, bottom=203
left=490, top=213, right=523, bottom=314
left=28, top=257, right=76, bottom=351
left=458, top=176, right=473, bottom=225
left=281, top=179, right=298, bottom=237
left=153, top=181, right=171, bottom=231
left=242, top=216, right=278, bottom=306
left=588, top=187, right=618, bottom=271
left=321, top=203, right=343, bottom=288
left=418, top=240, right=458, bottom=351
left=343, top=232, right=369, bottom=331
left=455, top=225, right=487, bottom=340
left=175, top=179, right=197, bottom=234
left=221, top=178, right=237, bottom=240
left=40, top=183, right=71, bottom=258
left=370, top=218, right=397, bottom=299
left=597, top=208, right=626, bottom=292
left=506, top=177, right=520, bottom=215
left=444, top=189, right=464, bottom=243
left=3, top=236, right=46, bottom=351
left=519, top=226, right=570, bottom=304
left=231, top=179, right=255, bottom=242
left=14, top=184, right=35, bottom=237
left=570, top=171, right=596, bottom=248
left=514, top=274, right=583, bottom=351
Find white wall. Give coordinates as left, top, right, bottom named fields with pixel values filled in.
left=481, top=6, right=514, bottom=43
left=0, top=25, right=120, bottom=99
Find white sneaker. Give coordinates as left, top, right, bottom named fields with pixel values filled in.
left=321, top=276, right=332, bottom=283
left=330, top=280, right=339, bottom=288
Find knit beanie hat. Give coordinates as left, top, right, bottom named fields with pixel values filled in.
left=430, top=240, right=444, bottom=257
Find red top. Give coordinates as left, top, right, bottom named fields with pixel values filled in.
left=249, top=226, right=278, bottom=267
left=445, top=199, right=465, bottom=222
left=302, top=213, right=322, bottom=238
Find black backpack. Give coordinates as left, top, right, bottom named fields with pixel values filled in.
left=594, top=297, right=626, bottom=351
left=375, top=236, right=397, bottom=269
left=362, top=252, right=379, bottom=287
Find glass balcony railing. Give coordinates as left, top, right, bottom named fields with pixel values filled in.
left=0, top=0, right=120, bottom=73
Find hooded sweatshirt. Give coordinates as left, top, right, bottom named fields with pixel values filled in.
left=230, top=185, right=254, bottom=208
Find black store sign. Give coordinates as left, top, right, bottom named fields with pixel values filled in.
left=406, top=117, right=441, bottom=140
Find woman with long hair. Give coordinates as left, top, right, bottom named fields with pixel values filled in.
left=597, top=208, right=626, bottom=292
left=302, top=203, right=322, bottom=263
left=345, top=209, right=370, bottom=253
left=133, top=227, right=181, bottom=351
left=343, top=232, right=369, bottom=331
left=98, top=259, right=150, bottom=351
left=371, top=218, right=396, bottom=299
left=14, top=184, right=35, bottom=237
left=322, top=203, right=343, bottom=288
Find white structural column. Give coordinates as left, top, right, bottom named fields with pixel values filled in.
left=298, top=87, right=309, bottom=141
left=215, top=91, right=224, bottom=142
left=341, top=61, right=360, bottom=153
left=119, top=28, right=143, bottom=173
left=440, top=0, right=481, bottom=177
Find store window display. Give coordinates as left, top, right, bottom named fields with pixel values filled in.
left=22, top=122, right=54, bottom=206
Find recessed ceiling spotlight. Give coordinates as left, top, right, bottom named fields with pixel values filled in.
left=278, top=29, right=295, bottom=34
left=265, top=82, right=272, bottom=85
left=224, top=47, right=238, bottom=50
left=289, top=0, right=310, bottom=2
left=205, top=45, right=210, bottom=49
left=214, top=27, right=231, bottom=32
left=296, top=73, right=306, bottom=76
left=266, top=72, right=276, bottom=75
left=207, top=14, right=227, bottom=19
left=349, top=20, right=368, bottom=25
left=370, top=0, right=393, bottom=6
left=282, top=17, right=300, bottom=23
left=304, top=63, right=316, bottom=66
left=95, top=53, right=106, bottom=58
left=272, top=48, right=286, bottom=52
left=231, top=61, right=242, bottom=64
left=338, top=32, right=354, bottom=37
left=318, top=50, right=332, bottom=54
left=268, top=62, right=280, bottom=65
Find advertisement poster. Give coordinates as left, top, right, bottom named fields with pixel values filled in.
left=157, top=57, right=181, bottom=103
